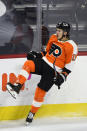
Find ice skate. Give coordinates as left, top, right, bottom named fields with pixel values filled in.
left=26, top=111, right=35, bottom=125
left=6, top=82, right=22, bottom=99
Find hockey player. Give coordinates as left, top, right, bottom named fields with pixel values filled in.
left=6, top=21, right=78, bottom=125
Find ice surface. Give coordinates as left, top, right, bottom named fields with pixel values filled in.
left=0, top=117, right=87, bottom=131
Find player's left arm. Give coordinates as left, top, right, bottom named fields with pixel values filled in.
left=61, top=41, right=78, bottom=81
left=64, top=41, right=78, bottom=73
left=54, top=41, right=78, bottom=88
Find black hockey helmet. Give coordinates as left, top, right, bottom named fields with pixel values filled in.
left=56, top=22, right=70, bottom=33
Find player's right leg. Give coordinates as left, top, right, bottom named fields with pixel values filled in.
left=6, top=60, right=35, bottom=99
left=25, top=87, right=46, bottom=125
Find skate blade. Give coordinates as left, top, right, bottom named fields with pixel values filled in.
left=6, top=85, right=17, bottom=99
left=25, top=122, right=31, bottom=126
left=25, top=121, right=33, bottom=126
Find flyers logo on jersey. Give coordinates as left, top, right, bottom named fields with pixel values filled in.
left=49, top=43, right=62, bottom=57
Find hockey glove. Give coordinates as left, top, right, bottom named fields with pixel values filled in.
left=27, top=51, right=42, bottom=60
left=54, top=72, right=67, bottom=89
left=54, top=67, right=71, bottom=89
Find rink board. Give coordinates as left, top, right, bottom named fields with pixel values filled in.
left=0, top=103, right=87, bottom=120
left=0, top=56, right=87, bottom=120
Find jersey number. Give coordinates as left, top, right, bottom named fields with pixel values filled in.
left=72, top=54, right=77, bottom=61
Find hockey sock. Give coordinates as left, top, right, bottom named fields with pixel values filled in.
left=16, top=60, right=35, bottom=85
left=30, top=87, right=46, bottom=114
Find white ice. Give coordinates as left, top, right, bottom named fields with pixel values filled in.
left=0, top=117, right=87, bottom=131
